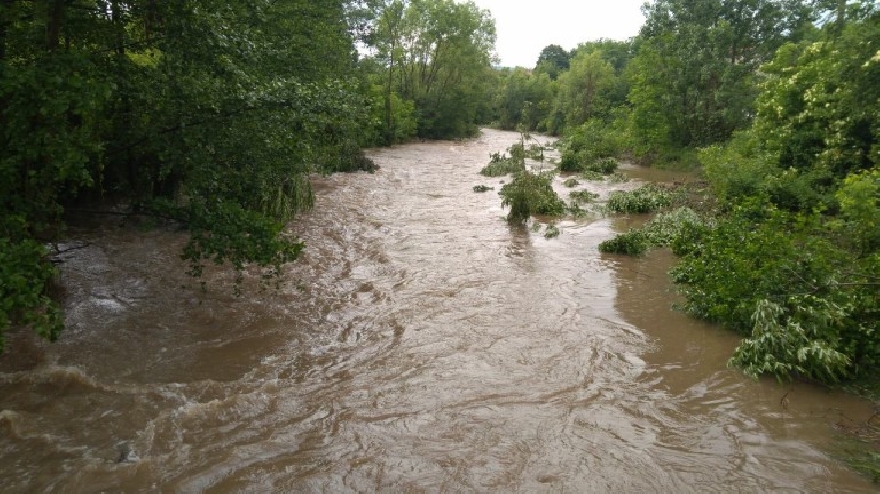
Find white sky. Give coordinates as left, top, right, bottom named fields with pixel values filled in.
left=464, top=0, right=648, bottom=68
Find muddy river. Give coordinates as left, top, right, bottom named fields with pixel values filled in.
left=0, top=129, right=876, bottom=492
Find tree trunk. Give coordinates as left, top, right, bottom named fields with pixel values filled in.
left=46, top=0, right=64, bottom=52
left=835, top=0, right=846, bottom=35
left=0, top=0, right=11, bottom=64
left=385, top=46, right=395, bottom=145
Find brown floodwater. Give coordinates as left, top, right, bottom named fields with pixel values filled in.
left=0, top=129, right=876, bottom=492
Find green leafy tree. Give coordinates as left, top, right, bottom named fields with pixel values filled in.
left=556, top=50, right=615, bottom=128
left=492, top=67, right=554, bottom=131
left=534, top=43, right=570, bottom=78
left=0, top=0, right=369, bottom=349
left=368, top=0, right=496, bottom=138
left=628, top=0, right=812, bottom=160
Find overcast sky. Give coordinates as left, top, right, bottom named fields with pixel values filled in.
left=464, top=0, right=648, bottom=68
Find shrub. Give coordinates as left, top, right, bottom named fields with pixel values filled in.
left=581, top=170, right=606, bottom=181
left=599, top=230, right=649, bottom=255
left=525, top=144, right=545, bottom=161
left=599, top=207, right=705, bottom=256
left=639, top=207, right=705, bottom=248
left=559, top=149, right=587, bottom=172
left=728, top=298, right=850, bottom=383
left=608, top=172, right=630, bottom=184
left=480, top=143, right=528, bottom=177
left=569, top=190, right=599, bottom=203
left=499, top=171, right=566, bottom=224
left=563, top=178, right=580, bottom=187
left=606, top=184, right=675, bottom=213
left=586, top=157, right=618, bottom=174
left=480, top=152, right=525, bottom=177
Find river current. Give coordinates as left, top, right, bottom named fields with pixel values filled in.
left=0, top=129, right=876, bottom=492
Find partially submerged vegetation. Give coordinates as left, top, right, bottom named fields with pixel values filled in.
left=599, top=207, right=705, bottom=256
left=606, top=184, right=678, bottom=213
left=581, top=170, right=630, bottom=183
left=480, top=144, right=527, bottom=177
left=499, top=170, right=566, bottom=224
left=569, top=190, right=600, bottom=203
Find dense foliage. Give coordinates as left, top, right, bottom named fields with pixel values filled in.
left=364, top=0, right=496, bottom=142
left=499, top=170, right=566, bottom=223
left=0, top=0, right=378, bottom=348
left=1, top=0, right=499, bottom=349
left=673, top=7, right=880, bottom=384
left=484, top=0, right=880, bottom=388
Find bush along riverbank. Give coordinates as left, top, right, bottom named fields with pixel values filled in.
left=597, top=168, right=879, bottom=480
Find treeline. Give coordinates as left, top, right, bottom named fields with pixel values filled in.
left=489, top=0, right=878, bottom=385
left=0, top=0, right=497, bottom=350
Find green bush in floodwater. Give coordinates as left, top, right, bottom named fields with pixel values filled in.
left=500, top=171, right=566, bottom=224
left=599, top=230, right=648, bottom=255
left=599, top=207, right=705, bottom=256
left=563, top=178, right=579, bottom=187
left=481, top=142, right=529, bottom=177
left=581, top=170, right=629, bottom=183
left=569, top=190, right=600, bottom=203
left=473, top=185, right=494, bottom=193
left=544, top=225, right=561, bottom=238
left=586, top=157, right=618, bottom=174
left=606, top=184, right=675, bottom=213
left=525, top=144, right=545, bottom=162
left=480, top=151, right=525, bottom=177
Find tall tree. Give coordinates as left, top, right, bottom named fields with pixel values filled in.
left=0, top=0, right=368, bottom=349
left=369, top=0, right=496, bottom=138
left=535, top=43, right=570, bottom=78
left=628, top=0, right=812, bottom=158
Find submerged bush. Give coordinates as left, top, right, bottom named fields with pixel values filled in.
left=607, top=172, right=630, bottom=184
left=481, top=152, right=525, bottom=177
left=559, top=150, right=586, bottom=172
left=473, top=185, right=494, bottom=193
left=640, top=207, right=705, bottom=248
left=481, top=143, right=528, bottom=177
left=599, top=207, right=705, bottom=256
left=563, top=178, right=580, bottom=187
left=670, top=203, right=880, bottom=383
left=544, top=225, right=561, bottom=238
left=569, top=190, right=600, bottom=203
left=606, top=184, right=675, bottom=213
left=599, top=230, right=649, bottom=255
left=567, top=202, right=591, bottom=218
left=559, top=154, right=618, bottom=175
left=581, top=170, right=606, bottom=181
left=500, top=171, right=566, bottom=224
left=581, top=170, right=629, bottom=183
left=729, top=299, right=850, bottom=383
left=525, top=144, right=545, bottom=161
left=586, top=158, right=618, bottom=174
